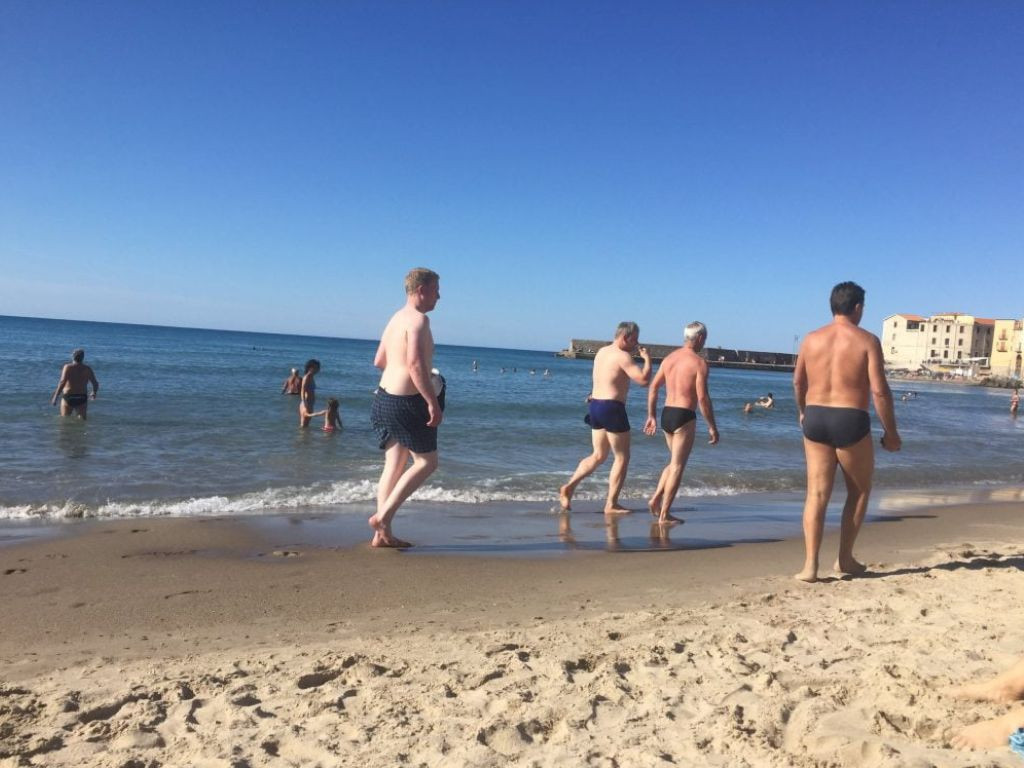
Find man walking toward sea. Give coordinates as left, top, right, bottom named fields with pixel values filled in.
left=793, top=281, right=901, bottom=582
left=368, top=268, right=443, bottom=548
left=559, top=322, right=651, bottom=514
left=51, top=348, right=99, bottom=419
left=643, top=322, right=719, bottom=523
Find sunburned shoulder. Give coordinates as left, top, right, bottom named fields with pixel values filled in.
left=403, top=307, right=429, bottom=328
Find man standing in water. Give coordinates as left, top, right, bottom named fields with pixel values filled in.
left=51, top=348, right=99, bottom=419
left=368, top=268, right=442, bottom=548
left=559, top=322, right=651, bottom=514
left=643, top=322, right=719, bottom=524
left=793, top=281, right=901, bottom=582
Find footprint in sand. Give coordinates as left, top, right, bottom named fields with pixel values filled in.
left=4, top=568, right=27, bottom=575
left=296, top=669, right=342, bottom=690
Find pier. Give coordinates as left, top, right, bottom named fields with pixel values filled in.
left=557, top=339, right=796, bottom=373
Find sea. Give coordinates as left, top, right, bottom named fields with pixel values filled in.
left=1, top=315, right=1021, bottom=554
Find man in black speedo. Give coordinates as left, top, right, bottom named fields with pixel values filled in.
left=792, top=281, right=901, bottom=583
left=643, top=322, right=719, bottom=524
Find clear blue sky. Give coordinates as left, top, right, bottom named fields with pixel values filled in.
left=2, top=2, right=1021, bottom=352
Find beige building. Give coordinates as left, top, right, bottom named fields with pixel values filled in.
left=882, top=314, right=928, bottom=369
left=882, top=312, right=1001, bottom=377
left=990, top=319, right=1024, bottom=379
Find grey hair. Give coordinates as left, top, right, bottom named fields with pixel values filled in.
left=615, top=321, right=639, bottom=339
left=684, top=322, right=707, bottom=342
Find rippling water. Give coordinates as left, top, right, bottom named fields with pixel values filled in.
left=1, top=315, right=1021, bottom=522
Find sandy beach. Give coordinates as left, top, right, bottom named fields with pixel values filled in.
left=1, top=499, right=1022, bottom=767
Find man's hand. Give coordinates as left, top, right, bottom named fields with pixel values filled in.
left=643, top=416, right=657, bottom=436
left=708, top=427, right=719, bottom=445
left=880, top=431, right=901, bottom=452
left=426, top=401, right=443, bottom=428
left=638, top=346, right=651, bottom=362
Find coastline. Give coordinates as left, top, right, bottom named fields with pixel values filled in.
left=1, top=495, right=1022, bottom=765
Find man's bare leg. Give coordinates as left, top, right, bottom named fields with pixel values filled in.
left=648, top=433, right=672, bottom=516
left=655, top=423, right=696, bottom=523
left=951, top=657, right=1024, bottom=703
left=559, top=430, right=610, bottom=510
left=376, top=450, right=437, bottom=547
left=370, top=441, right=411, bottom=546
left=604, top=431, right=631, bottom=514
left=795, top=439, right=838, bottom=582
left=952, top=705, right=1024, bottom=750
left=834, top=435, right=874, bottom=575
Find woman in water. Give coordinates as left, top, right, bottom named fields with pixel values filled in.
left=299, top=359, right=320, bottom=427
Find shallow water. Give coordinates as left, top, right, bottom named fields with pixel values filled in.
left=1, top=315, right=1020, bottom=528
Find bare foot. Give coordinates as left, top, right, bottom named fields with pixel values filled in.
left=368, top=515, right=400, bottom=548
left=794, top=568, right=818, bottom=583
left=558, top=485, right=573, bottom=511
left=647, top=496, right=661, bottom=518
left=604, top=505, right=631, bottom=515
left=658, top=512, right=683, bottom=525
left=951, top=710, right=1023, bottom=749
left=834, top=558, right=867, bottom=576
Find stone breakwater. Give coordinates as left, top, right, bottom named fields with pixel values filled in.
left=558, top=339, right=797, bottom=372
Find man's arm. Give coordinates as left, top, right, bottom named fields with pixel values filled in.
left=373, top=339, right=387, bottom=370
left=626, top=347, right=652, bottom=386
left=792, top=343, right=808, bottom=425
left=406, top=317, right=442, bottom=428
left=696, top=362, right=719, bottom=444
left=89, top=368, right=99, bottom=399
left=643, top=366, right=665, bottom=436
left=867, top=336, right=900, bottom=451
left=51, top=366, right=68, bottom=405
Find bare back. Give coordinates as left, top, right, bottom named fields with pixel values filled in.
left=591, top=344, right=640, bottom=402
left=60, top=363, right=98, bottom=396
left=796, top=321, right=882, bottom=410
left=659, top=348, right=706, bottom=409
left=376, top=306, right=434, bottom=396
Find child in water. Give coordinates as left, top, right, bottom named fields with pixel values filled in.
left=322, top=397, right=343, bottom=432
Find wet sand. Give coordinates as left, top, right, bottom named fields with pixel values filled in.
left=1, top=497, right=1022, bottom=766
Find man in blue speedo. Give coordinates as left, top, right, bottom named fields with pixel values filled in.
left=559, top=322, right=651, bottom=514
left=793, top=281, right=901, bottom=583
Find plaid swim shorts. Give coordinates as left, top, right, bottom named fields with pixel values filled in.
left=371, top=387, right=440, bottom=454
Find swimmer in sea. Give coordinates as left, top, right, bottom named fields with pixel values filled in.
left=51, top=348, right=99, bottom=420
left=282, top=368, right=302, bottom=395
left=322, top=397, right=343, bottom=432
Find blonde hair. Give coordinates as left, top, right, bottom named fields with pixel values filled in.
left=405, top=268, right=440, bottom=295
